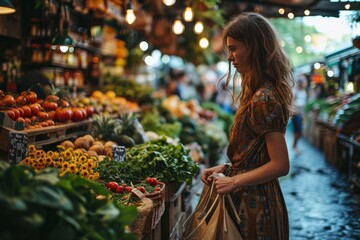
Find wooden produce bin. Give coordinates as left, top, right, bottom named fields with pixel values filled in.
left=161, top=182, right=186, bottom=240
left=0, top=120, right=92, bottom=164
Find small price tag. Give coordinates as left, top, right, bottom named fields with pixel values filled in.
left=8, top=132, right=28, bottom=164
left=131, top=188, right=145, bottom=199
left=112, top=145, right=126, bottom=162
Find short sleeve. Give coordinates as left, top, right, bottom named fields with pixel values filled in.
left=248, top=88, right=286, bottom=136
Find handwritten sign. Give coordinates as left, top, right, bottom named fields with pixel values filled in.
left=8, top=132, right=28, bottom=164
left=112, top=145, right=126, bottom=162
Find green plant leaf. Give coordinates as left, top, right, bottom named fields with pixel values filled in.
left=28, top=186, right=73, bottom=211
left=95, top=201, right=120, bottom=222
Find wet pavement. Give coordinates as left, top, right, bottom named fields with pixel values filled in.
left=186, top=130, right=360, bottom=239
left=282, top=130, right=360, bottom=240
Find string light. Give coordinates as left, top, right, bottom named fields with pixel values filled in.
left=304, top=9, right=310, bottom=16
left=183, top=7, right=193, bottom=22
left=194, top=21, right=204, bottom=34
left=345, top=3, right=350, bottom=10
left=199, top=37, right=209, bottom=48
left=304, top=35, right=312, bottom=43
left=162, top=0, right=176, bottom=6
left=287, top=12, right=294, bottom=19
left=172, top=19, right=184, bottom=35
left=139, top=41, right=149, bottom=51
left=278, top=8, right=285, bottom=15
left=296, top=46, right=303, bottom=54
left=125, top=1, right=136, bottom=25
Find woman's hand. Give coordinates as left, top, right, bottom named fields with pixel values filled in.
left=201, top=164, right=226, bottom=185
left=214, top=176, right=236, bottom=195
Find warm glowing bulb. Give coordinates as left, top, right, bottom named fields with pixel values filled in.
left=60, top=46, right=69, bottom=53
left=199, top=37, right=209, bottom=48
left=162, top=0, right=176, bottom=6
left=327, top=70, right=334, bottom=77
left=296, top=46, right=303, bottom=54
left=126, top=9, right=136, bottom=24
left=278, top=8, right=285, bottom=15
left=304, top=35, right=312, bottom=43
left=314, top=62, right=321, bottom=69
left=345, top=4, right=350, bottom=10
left=194, top=21, right=204, bottom=34
left=172, top=19, right=184, bottom=35
left=304, top=9, right=310, bottom=16
left=183, top=7, right=193, bottom=22
left=139, top=41, right=149, bottom=51
left=287, top=13, right=294, bottom=19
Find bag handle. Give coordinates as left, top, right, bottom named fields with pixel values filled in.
left=183, top=181, right=241, bottom=239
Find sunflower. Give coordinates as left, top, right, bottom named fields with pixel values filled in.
left=88, top=175, right=94, bottom=180
left=80, top=170, right=89, bottom=178
left=93, top=172, right=100, bottom=180
left=45, top=157, right=52, bottom=165
left=68, top=163, right=78, bottom=174
left=62, top=162, right=70, bottom=169
left=28, top=145, right=36, bottom=152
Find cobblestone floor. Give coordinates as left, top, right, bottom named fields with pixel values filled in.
left=282, top=131, right=360, bottom=240
left=186, top=130, right=360, bottom=240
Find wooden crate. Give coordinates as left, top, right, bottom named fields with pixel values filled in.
left=161, top=188, right=185, bottom=239
left=169, top=212, right=185, bottom=240
left=0, top=120, right=92, bottom=163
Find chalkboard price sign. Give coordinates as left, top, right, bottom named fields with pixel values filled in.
left=112, top=145, right=126, bottom=162
left=8, top=132, right=28, bottom=164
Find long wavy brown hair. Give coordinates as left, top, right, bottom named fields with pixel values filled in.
left=222, top=12, right=294, bottom=118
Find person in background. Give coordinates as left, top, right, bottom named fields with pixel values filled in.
left=292, top=76, right=308, bottom=155
left=189, top=12, right=294, bottom=239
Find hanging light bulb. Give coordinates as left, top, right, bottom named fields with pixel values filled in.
left=172, top=19, right=184, bottom=35
left=0, top=0, right=16, bottom=15
left=304, top=9, right=310, bottom=16
left=287, top=12, right=294, bottom=19
left=345, top=3, right=350, bottom=10
left=139, top=41, right=149, bottom=51
left=278, top=8, right=285, bottom=15
left=296, top=46, right=303, bottom=54
left=199, top=37, right=209, bottom=49
left=194, top=21, right=204, bottom=34
left=304, top=35, right=312, bottom=43
left=183, top=7, right=193, bottom=22
left=126, top=2, right=136, bottom=24
left=162, top=0, right=176, bottom=6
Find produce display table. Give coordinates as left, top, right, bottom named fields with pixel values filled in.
left=0, top=120, right=92, bottom=163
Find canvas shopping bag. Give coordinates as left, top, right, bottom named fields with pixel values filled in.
left=183, top=181, right=243, bottom=240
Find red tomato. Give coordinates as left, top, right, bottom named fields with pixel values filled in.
left=45, top=95, right=60, bottom=102
left=154, top=187, right=161, bottom=191
left=3, top=95, right=15, bottom=106
left=106, top=181, right=118, bottom=191
left=37, top=111, right=49, bottom=120
left=39, top=121, right=48, bottom=127
left=6, top=110, right=16, bottom=120
left=11, top=108, right=20, bottom=120
left=116, top=185, right=125, bottom=194
left=16, top=107, right=24, bottom=117
left=42, top=101, right=58, bottom=111
left=15, top=95, right=27, bottom=106
left=23, top=91, right=37, bottom=104
left=54, top=107, right=72, bottom=122
left=125, top=186, right=133, bottom=193
left=47, top=110, right=55, bottom=120
left=29, top=103, right=41, bottom=116
left=46, top=119, right=55, bottom=126
left=24, top=118, right=31, bottom=124
left=145, top=177, right=159, bottom=187
left=137, top=186, right=146, bottom=193
left=85, top=106, right=95, bottom=117
left=21, top=105, right=32, bottom=118
left=16, top=117, right=25, bottom=123
left=60, top=100, right=70, bottom=107
left=71, top=108, right=84, bottom=122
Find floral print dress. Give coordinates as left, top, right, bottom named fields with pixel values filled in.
left=226, top=83, right=289, bottom=240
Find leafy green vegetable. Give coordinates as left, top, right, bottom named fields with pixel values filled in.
left=0, top=163, right=137, bottom=240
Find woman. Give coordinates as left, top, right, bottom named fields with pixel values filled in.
left=201, top=13, right=294, bottom=239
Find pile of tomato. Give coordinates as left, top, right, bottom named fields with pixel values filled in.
left=0, top=90, right=95, bottom=130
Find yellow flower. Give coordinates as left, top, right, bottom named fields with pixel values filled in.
left=87, top=158, right=94, bottom=164
left=23, top=157, right=31, bottom=165
left=57, top=145, right=65, bottom=151
left=52, top=152, right=59, bottom=159
left=68, top=163, right=78, bottom=174
left=86, top=162, right=94, bottom=170
left=80, top=170, right=89, bottom=178
left=45, top=157, right=52, bottom=165
left=78, top=155, right=87, bottom=163
left=64, top=150, right=72, bottom=159
left=28, top=145, right=36, bottom=152
left=58, top=157, right=64, bottom=163
left=38, top=158, right=44, bottom=164
left=93, top=172, right=100, bottom=180
left=80, top=163, right=88, bottom=171
left=88, top=175, right=94, bottom=180
left=62, top=162, right=70, bottom=169
left=29, top=152, right=36, bottom=159
left=35, top=150, right=43, bottom=158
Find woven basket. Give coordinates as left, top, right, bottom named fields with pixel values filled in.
left=140, top=181, right=166, bottom=233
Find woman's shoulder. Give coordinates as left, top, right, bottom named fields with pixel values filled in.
left=252, top=83, right=276, bottom=103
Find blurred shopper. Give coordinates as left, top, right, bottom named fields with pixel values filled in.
left=185, top=13, right=294, bottom=240
left=292, top=76, right=308, bottom=155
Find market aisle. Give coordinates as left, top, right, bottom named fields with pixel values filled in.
left=186, top=130, right=360, bottom=240
left=281, top=129, right=360, bottom=240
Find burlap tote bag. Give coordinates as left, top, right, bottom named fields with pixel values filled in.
left=183, top=180, right=243, bottom=240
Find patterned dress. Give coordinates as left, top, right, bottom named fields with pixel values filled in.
left=226, top=82, right=289, bottom=240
